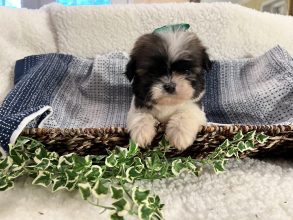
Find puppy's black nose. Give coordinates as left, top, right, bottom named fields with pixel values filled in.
left=163, top=83, right=176, bottom=94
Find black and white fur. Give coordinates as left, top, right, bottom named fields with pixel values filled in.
left=125, top=30, right=211, bottom=150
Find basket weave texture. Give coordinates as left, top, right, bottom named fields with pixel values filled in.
left=21, top=125, right=293, bottom=159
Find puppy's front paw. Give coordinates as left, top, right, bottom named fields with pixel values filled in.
left=166, top=126, right=196, bottom=151
left=127, top=113, right=157, bottom=148
left=166, top=114, right=202, bottom=151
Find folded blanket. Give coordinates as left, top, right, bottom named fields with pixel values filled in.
left=0, top=52, right=131, bottom=153
left=0, top=47, right=292, bottom=153
left=204, top=46, right=293, bottom=125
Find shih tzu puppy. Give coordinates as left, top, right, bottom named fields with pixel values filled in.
left=125, top=30, right=211, bottom=150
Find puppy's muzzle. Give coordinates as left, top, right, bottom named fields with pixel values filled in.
left=163, top=82, right=176, bottom=94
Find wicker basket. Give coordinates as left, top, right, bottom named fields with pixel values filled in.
left=21, top=124, right=293, bottom=159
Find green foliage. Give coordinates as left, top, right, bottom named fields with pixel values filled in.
left=0, top=131, right=269, bottom=219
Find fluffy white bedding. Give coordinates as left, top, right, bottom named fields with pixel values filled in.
left=47, top=2, right=293, bottom=59
left=0, top=7, right=57, bottom=103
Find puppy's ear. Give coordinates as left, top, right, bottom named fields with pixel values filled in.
left=124, top=58, right=136, bottom=82
left=202, top=49, right=212, bottom=71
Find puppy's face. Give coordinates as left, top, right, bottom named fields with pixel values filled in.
left=125, top=31, right=211, bottom=108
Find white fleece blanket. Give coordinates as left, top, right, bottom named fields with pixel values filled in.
left=1, top=158, right=292, bottom=220
left=0, top=7, right=57, bottom=103
left=47, top=2, right=293, bottom=59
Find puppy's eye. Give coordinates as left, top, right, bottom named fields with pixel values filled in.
left=171, top=60, right=194, bottom=73
left=185, top=69, right=192, bottom=74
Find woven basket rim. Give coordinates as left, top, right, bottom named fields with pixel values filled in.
left=20, top=124, right=293, bottom=158
left=22, top=124, right=293, bottom=136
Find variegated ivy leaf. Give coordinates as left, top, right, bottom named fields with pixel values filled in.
left=0, top=177, right=14, bottom=191
left=212, top=149, right=225, bottom=160
left=233, top=148, right=239, bottom=159
left=3, top=181, right=14, bottom=191
left=146, top=154, right=162, bottom=172
left=116, top=164, right=128, bottom=181
left=212, top=160, right=226, bottom=173
left=11, top=163, right=25, bottom=172
left=110, top=186, right=124, bottom=199
left=236, top=139, right=255, bottom=153
left=9, top=149, right=27, bottom=166
left=219, top=139, right=230, bottom=149
left=126, top=166, right=142, bottom=182
left=8, top=143, right=18, bottom=150
left=25, top=141, right=41, bottom=151
left=32, top=171, right=52, bottom=187
left=145, top=157, right=152, bottom=170
left=63, top=153, right=77, bottom=161
left=64, top=180, right=78, bottom=191
left=14, top=137, right=31, bottom=147
left=0, top=174, right=8, bottom=188
left=233, top=131, right=244, bottom=141
left=48, top=152, right=59, bottom=160
left=34, top=147, right=48, bottom=162
left=0, top=156, right=13, bottom=170
left=128, top=140, right=138, bottom=157
left=92, top=155, right=106, bottom=161
left=112, top=198, right=130, bottom=216
left=16, top=138, right=43, bottom=151
left=57, top=154, right=75, bottom=169
left=237, top=141, right=246, bottom=152
left=147, top=195, right=163, bottom=210
left=105, top=153, right=118, bottom=167
left=171, top=159, right=186, bottom=176
left=116, top=147, right=129, bottom=160
left=78, top=182, right=92, bottom=200
left=226, top=147, right=238, bottom=158
left=138, top=204, right=154, bottom=220
left=158, top=164, right=170, bottom=177
left=152, top=154, right=163, bottom=172
left=184, top=161, right=197, bottom=173
left=92, top=179, right=109, bottom=198
left=256, top=133, right=269, bottom=144
left=245, top=130, right=256, bottom=140
left=85, top=165, right=103, bottom=182
left=52, top=177, right=67, bottom=192
left=245, top=140, right=254, bottom=150
left=159, top=136, right=169, bottom=148
left=134, top=157, right=144, bottom=172
left=110, top=213, right=124, bottom=220
left=132, top=187, right=150, bottom=205
left=63, top=170, right=78, bottom=190
left=35, top=158, right=51, bottom=170
left=7, top=169, right=24, bottom=180
left=147, top=196, right=155, bottom=206
left=72, top=155, right=92, bottom=173
left=64, top=169, right=77, bottom=182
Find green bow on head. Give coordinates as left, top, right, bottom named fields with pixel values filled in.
left=153, top=23, right=190, bottom=33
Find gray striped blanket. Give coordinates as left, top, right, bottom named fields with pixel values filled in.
left=0, top=46, right=292, bottom=153
left=204, top=45, right=293, bottom=125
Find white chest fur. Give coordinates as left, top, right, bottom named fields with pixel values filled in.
left=150, top=102, right=193, bottom=123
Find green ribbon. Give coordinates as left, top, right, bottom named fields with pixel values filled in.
left=153, top=23, right=190, bottom=33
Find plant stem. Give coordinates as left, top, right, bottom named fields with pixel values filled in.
left=87, top=200, right=115, bottom=211
left=119, top=180, right=132, bottom=200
